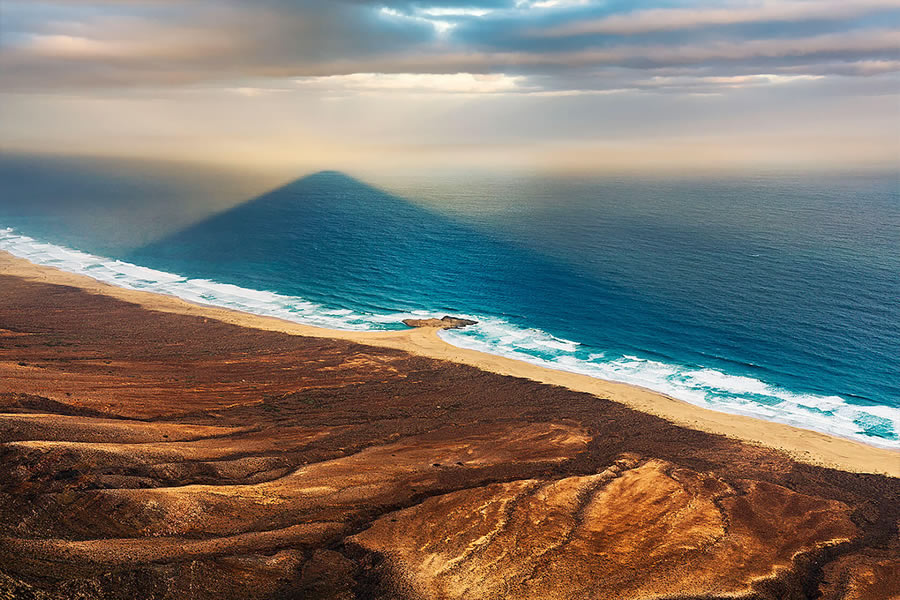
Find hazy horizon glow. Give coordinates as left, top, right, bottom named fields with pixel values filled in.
left=1, top=0, right=898, bottom=173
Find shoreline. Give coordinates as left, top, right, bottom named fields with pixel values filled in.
left=1, top=249, right=896, bottom=476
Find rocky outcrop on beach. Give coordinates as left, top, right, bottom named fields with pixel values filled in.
left=1, top=271, right=898, bottom=600
left=402, top=315, right=477, bottom=329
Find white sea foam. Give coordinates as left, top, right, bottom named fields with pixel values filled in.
left=2, top=227, right=897, bottom=449
left=441, top=317, right=900, bottom=449
left=0, top=228, right=383, bottom=331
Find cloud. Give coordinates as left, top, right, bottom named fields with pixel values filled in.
left=269, top=29, right=900, bottom=78
left=1, top=0, right=898, bottom=95
left=19, top=28, right=238, bottom=61
left=537, top=0, right=900, bottom=36
left=294, top=72, right=527, bottom=95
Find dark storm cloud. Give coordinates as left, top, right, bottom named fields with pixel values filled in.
left=1, top=0, right=899, bottom=93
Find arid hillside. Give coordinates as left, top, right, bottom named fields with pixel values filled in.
left=1, top=273, right=897, bottom=599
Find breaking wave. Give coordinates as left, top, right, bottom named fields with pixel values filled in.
left=2, top=227, right=897, bottom=449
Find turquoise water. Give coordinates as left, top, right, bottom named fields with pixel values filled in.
left=1, top=163, right=898, bottom=447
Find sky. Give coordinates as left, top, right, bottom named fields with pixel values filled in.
left=1, top=0, right=899, bottom=173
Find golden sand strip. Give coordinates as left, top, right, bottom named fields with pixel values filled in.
left=1, top=250, right=896, bottom=477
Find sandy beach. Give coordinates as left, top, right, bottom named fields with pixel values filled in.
left=1, top=250, right=895, bottom=477
left=1, top=248, right=898, bottom=599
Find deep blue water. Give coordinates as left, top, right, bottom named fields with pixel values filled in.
left=1, top=162, right=898, bottom=447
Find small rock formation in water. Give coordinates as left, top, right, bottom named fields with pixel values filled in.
left=402, top=315, right=477, bottom=329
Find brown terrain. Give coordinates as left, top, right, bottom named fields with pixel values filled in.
left=0, top=271, right=898, bottom=600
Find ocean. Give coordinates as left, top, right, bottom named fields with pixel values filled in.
left=1, top=159, right=898, bottom=448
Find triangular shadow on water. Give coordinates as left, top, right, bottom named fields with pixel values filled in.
left=129, top=170, right=607, bottom=318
